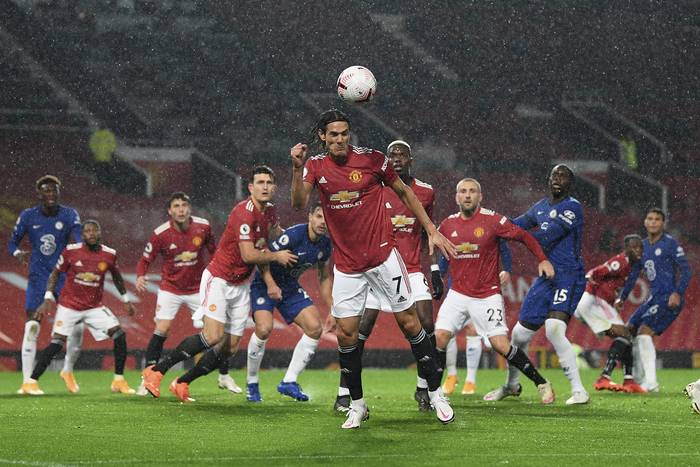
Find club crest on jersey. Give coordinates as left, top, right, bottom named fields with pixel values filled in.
left=549, top=210, right=557, bottom=218
left=55, top=221, right=63, bottom=230
left=209, top=304, right=217, bottom=311
left=391, top=215, right=416, bottom=228
left=192, top=236, right=202, bottom=247
left=330, top=191, right=359, bottom=202
left=56, top=320, right=63, bottom=327
left=655, top=248, right=662, bottom=256
left=97, top=261, right=108, bottom=272
left=348, top=170, right=363, bottom=183
left=473, top=227, right=485, bottom=238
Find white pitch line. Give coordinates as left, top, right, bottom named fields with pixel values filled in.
left=4, top=451, right=700, bottom=466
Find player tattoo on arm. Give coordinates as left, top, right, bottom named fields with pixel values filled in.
left=390, top=178, right=456, bottom=258
left=112, top=269, right=136, bottom=316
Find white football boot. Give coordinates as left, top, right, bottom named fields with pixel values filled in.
left=341, top=400, right=369, bottom=429
left=218, top=374, right=242, bottom=394
left=565, top=389, right=590, bottom=405
left=429, top=388, right=455, bottom=424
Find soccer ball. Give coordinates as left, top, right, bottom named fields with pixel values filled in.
left=336, top=66, right=377, bottom=103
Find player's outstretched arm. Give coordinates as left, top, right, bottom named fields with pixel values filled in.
left=291, top=143, right=312, bottom=210
left=240, top=241, right=298, bottom=267
left=390, top=178, right=456, bottom=258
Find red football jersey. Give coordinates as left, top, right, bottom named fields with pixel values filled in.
left=136, top=216, right=216, bottom=295
left=382, top=178, right=434, bottom=273
left=207, top=197, right=271, bottom=284
left=585, top=252, right=631, bottom=305
left=303, top=145, right=398, bottom=273
left=438, top=208, right=547, bottom=298
left=56, top=243, right=118, bottom=311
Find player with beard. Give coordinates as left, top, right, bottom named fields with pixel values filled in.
left=291, top=110, right=456, bottom=429
left=142, top=166, right=296, bottom=402
left=333, top=140, right=443, bottom=412
left=433, top=178, right=555, bottom=404
left=484, top=165, right=589, bottom=405
left=24, top=220, right=136, bottom=394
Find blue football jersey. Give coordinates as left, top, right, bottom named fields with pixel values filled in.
left=621, top=233, right=692, bottom=299
left=514, top=197, right=584, bottom=272
left=8, top=205, right=82, bottom=275
left=252, top=223, right=332, bottom=290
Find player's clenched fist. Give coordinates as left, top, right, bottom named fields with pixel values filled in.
left=291, top=143, right=308, bottom=169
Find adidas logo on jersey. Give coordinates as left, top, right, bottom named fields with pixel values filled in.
left=319, top=176, right=328, bottom=184
left=397, top=295, right=407, bottom=303
left=75, top=260, right=83, bottom=267
left=451, top=231, right=458, bottom=237
left=169, top=244, right=177, bottom=250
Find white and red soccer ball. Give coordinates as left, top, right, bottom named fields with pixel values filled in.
left=336, top=66, right=377, bottom=103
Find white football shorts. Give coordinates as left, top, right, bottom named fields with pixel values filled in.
left=332, top=248, right=414, bottom=318
left=574, top=291, right=623, bottom=335
left=365, top=271, right=431, bottom=311
left=53, top=304, right=120, bottom=341
left=199, top=268, right=250, bottom=336
left=435, top=289, right=508, bottom=338
left=154, top=289, right=201, bottom=322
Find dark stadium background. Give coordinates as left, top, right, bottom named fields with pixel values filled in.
left=1, top=0, right=698, bottom=371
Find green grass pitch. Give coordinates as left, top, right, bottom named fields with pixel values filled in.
left=1, top=369, right=698, bottom=466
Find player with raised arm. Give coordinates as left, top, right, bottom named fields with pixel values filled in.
left=333, top=140, right=443, bottom=412
left=9, top=175, right=85, bottom=394
left=573, top=235, right=646, bottom=393
left=441, top=248, right=512, bottom=396
left=246, top=202, right=333, bottom=402
left=433, top=178, right=556, bottom=404
left=484, top=164, right=590, bottom=405
left=615, top=208, right=692, bottom=392
left=133, top=192, right=235, bottom=395
left=291, top=109, right=457, bottom=429
left=22, top=220, right=136, bottom=394
left=142, top=166, right=297, bottom=402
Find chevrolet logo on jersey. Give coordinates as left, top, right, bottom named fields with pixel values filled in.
left=75, top=272, right=100, bottom=282
left=391, top=215, right=416, bottom=228
left=330, top=191, right=359, bottom=202
left=174, top=251, right=198, bottom=263
left=456, top=242, right=479, bottom=253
